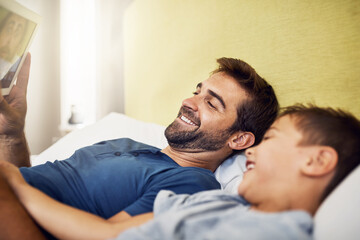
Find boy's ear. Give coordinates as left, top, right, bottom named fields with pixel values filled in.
left=301, top=146, right=338, bottom=177
left=228, top=132, right=255, bottom=151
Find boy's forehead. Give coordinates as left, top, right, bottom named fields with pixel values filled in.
left=271, top=115, right=302, bottom=139
left=275, top=114, right=296, bottom=126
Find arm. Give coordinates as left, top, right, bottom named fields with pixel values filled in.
left=0, top=174, right=46, bottom=240
left=0, top=54, right=31, bottom=167
left=0, top=160, right=153, bottom=240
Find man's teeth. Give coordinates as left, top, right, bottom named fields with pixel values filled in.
left=181, top=115, right=196, bottom=126
left=247, top=163, right=255, bottom=170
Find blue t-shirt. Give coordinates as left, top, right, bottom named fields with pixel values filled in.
left=117, top=190, right=313, bottom=240
left=20, top=138, right=220, bottom=218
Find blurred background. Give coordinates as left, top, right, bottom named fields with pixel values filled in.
left=15, top=0, right=360, bottom=155
left=17, top=0, right=131, bottom=154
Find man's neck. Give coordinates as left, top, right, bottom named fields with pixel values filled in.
left=161, top=145, right=232, bottom=172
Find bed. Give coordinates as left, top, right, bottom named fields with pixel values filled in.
left=32, top=112, right=360, bottom=240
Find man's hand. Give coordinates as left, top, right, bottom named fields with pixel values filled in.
left=0, top=53, right=32, bottom=167
left=0, top=53, right=31, bottom=136
left=0, top=160, right=26, bottom=188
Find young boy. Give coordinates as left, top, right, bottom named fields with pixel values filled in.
left=115, top=104, right=360, bottom=239
left=1, top=104, right=359, bottom=239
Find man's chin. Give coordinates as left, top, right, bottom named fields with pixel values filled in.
left=165, top=120, right=197, bottom=136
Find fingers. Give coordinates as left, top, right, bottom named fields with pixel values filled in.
left=0, top=91, right=10, bottom=112
left=0, top=160, right=21, bottom=183
left=0, top=90, right=3, bottom=105
left=0, top=78, right=3, bottom=104
left=15, top=53, right=31, bottom=94
left=0, top=160, right=12, bottom=173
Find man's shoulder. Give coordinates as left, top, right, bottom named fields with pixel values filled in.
left=94, top=137, right=155, bottom=148
left=164, top=166, right=216, bottom=180
left=150, top=167, right=221, bottom=192
left=80, top=137, right=160, bottom=153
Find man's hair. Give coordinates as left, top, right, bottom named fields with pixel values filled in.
left=280, top=104, right=360, bottom=203
left=212, top=57, right=279, bottom=146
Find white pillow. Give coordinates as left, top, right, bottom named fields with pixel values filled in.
left=214, top=152, right=246, bottom=193
left=34, top=112, right=168, bottom=164
left=314, top=165, right=360, bottom=240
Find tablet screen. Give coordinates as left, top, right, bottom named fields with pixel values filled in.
left=0, top=0, right=40, bottom=95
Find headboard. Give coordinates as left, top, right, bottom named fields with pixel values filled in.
left=122, top=0, right=360, bottom=126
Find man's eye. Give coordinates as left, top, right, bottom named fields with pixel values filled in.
left=192, top=92, right=199, bottom=95
left=207, top=101, right=216, bottom=109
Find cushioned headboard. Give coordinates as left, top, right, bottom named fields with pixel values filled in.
left=123, top=0, right=360, bottom=126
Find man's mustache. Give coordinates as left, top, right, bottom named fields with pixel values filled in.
left=177, top=106, right=200, bottom=126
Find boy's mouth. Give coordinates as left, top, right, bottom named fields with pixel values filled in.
left=246, top=160, right=255, bottom=171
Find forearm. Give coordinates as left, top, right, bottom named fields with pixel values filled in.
left=0, top=132, right=30, bottom=167
left=14, top=183, right=115, bottom=240
left=14, top=183, right=151, bottom=240
left=0, top=175, right=46, bottom=240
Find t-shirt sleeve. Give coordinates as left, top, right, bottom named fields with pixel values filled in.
left=153, top=190, right=190, bottom=216
left=123, top=169, right=220, bottom=216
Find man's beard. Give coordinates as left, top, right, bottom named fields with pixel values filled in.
left=165, top=107, right=234, bottom=151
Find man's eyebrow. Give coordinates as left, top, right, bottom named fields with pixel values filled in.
left=196, top=82, right=226, bottom=109
left=208, top=89, right=226, bottom=109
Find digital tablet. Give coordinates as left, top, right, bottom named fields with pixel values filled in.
left=0, top=0, right=41, bottom=95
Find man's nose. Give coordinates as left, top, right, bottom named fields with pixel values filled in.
left=182, top=96, right=199, bottom=111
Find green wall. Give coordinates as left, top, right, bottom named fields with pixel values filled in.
left=124, top=0, right=360, bottom=126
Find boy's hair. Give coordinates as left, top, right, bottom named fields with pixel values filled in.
left=280, top=104, right=360, bottom=202
left=213, top=57, right=279, bottom=146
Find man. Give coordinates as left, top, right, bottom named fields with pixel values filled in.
left=1, top=104, right=359, bottom=240
left=0, top=54, right=278, bottom=238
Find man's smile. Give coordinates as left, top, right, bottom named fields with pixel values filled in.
left=180, top=115, right=197, bottom=126
left=176, top=106, right=200, bottom=127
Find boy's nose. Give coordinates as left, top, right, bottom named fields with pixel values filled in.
left=245, top=147, right=255, bottom=158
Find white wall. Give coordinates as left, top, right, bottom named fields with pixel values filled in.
left=95, top=0, right=132, bottom=119
left=16, top=0, right=61, bottom=155
left=59, top=0, right=97, bottom=129
left=15, top=0, right=130, bottom=155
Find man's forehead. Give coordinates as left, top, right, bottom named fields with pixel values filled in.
left=198, top=73, right=237, bottom=90
left=199, top=73, right=248, bottom=109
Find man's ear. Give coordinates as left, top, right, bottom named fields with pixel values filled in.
left=228, top=132, right=255, bottom=151
left=301, top=146, right=338, bottom=177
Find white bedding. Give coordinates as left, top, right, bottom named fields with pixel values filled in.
left=34, top=113, right=168, bottom=163
left=33, top=112, right=360, bottom=240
